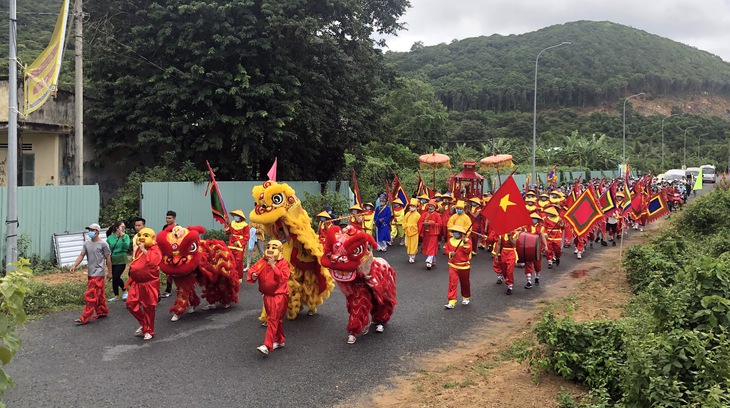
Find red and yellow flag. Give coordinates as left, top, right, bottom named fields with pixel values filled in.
left=480, top=175, right=532, bottom=236
left=24, top=0, right=70, bottom=115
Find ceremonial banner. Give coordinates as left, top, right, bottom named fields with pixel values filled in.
left=693, top=169, right=703, bottom=190
left=24, top=0, right=70, bottom=115
left=352, top=169, right=363, bottom=207
left=415, top=170, right=433, bottom=198
left=598, top=182, right=618, bottom=215
left=563, top=188, right=603, bottom=237
left=646, top=193, right=670, bottom=223
left=391, top=173, right=409, bottom=206
left=480, top=175, right=532, bottom=236
left=267, top=157, right=278, bottom=181
left=205, top=161, right=228, bottom=226
left=547, top=165, right=558, bottom=184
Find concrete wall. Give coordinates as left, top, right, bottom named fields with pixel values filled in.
left=0, top=80, right=75, bottom=125
left=0, top=132, right=63, bottom=186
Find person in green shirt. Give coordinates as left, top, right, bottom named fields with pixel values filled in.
left=107, top=221, right=131, bottom=301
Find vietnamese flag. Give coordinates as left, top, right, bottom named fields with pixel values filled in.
left=481, top=175, right=532, bottom=236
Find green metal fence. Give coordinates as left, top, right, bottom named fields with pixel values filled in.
left=140, top=181, right=350, bottom=232
left=0, top=185, right=100, bottom=262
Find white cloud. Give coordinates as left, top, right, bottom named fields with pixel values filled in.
left=381, top=0, right=730, bottom=61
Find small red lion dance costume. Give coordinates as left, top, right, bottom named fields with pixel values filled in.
left=321, top=225, right=397, bottom=345
left=126, top=227, right=161, bottom=340
left=157, top=225, right=240, bottom=321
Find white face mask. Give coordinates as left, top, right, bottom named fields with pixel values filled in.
left=409, top=206, right=416, bottom=211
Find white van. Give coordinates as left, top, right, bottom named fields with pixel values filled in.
left=663, top=169, right=687, bottom=182
left=701, top=164, right=716, bottom=183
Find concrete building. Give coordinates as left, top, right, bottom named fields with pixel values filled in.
left=0, top=79, right=77, bottom=186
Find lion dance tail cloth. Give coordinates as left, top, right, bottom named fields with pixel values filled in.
left=157, top=226, right=240, bottom=316
left=321, top=225, right=397, bottom=338
left=250, top=181, right=335, bottom=321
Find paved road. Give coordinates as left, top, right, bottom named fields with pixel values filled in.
left=5, top=189, right=707, bottom=407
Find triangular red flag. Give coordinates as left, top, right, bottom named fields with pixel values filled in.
left=480, top=175, right=532, bottom=236
left=267, top=157, right=277, bottom=181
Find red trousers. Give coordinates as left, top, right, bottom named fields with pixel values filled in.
left=170, top=274, right=200, bottom=315
left=342, top=282, right=391, bottom=336
left=80, top=276, right=108, bottom=323
left=263, top=293, right=288, bottom=349
left=499, top=250, right=517, bottom=286
left=493, top=254, right=503, bottom=275
left=127, top=280, right=159, bottom=336
left=546, top=240, right=562, bottom=261
left=573, top=236, right=587, bottom=251
left=231, top=249, right=244, bottom=280
left=447, top=267, right=471, bottom=300
left=525, top=257, right=542, bottom=274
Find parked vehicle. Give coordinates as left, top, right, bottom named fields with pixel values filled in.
left=663, top=169, right=686, bottom=182
left=701, top=164, right=716, bottom=183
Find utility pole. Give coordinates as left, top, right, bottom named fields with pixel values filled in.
left=74, top=0, right=83, bottom=185
left=5, top=0, right=19, bottom=269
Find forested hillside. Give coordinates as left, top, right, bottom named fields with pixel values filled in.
left=385, top=21, right=730, bottom=112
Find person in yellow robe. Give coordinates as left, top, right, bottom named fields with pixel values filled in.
left=403, top=198, right=422, bottom=264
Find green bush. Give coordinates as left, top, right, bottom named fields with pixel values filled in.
left=301, top=191, right=350, bottom=229
left=532, top=314, right=626, bottom=400
left=23, top=280, right=86, bottom=317
left=530, top=192, right=730, bottom=407
left=202, top=229, right=228, bottom=242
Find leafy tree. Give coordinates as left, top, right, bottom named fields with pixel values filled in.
left=84, top=0, right=410, bottom=182
left=378, top=77, right=449, bottom=153
left=0, top=260, right=32, bottom=406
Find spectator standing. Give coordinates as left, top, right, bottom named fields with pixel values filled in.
left=71, top=223, right=112, bottom=325
left=160, top=210, right=178, bottom=298
left=107, top=221, right=131, bottom=302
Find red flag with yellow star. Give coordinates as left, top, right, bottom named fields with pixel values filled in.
left=480, top=175, right=532, bottom=236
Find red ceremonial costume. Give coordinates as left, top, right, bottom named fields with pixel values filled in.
left=157, top=225, right=240, bottom=320
left=525, top=223, right=544, bottom=276
left=544, top=212, right=564, bottom=267
left=444, top=236, right=472, bottom=303
left=322, top=225, right=397, bottom=344
left=418, top=207, right=442, bottom=257
left=126, top=228, right=162, bottom=338
left=498, top=231, right=519, bottom=290
left=225, top=216, right=250, bottom=279
left=247, top=245, right=290, bottom=352
left=80, top=277, right=109, bottom=323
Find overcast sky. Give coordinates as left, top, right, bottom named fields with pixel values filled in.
left=380, top=0, right=730, bottom=62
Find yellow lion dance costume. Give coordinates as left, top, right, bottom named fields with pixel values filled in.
left=249, top=181, right=335, bottom=320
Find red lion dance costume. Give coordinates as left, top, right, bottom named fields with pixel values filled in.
left=321, top=225, right=397, bottom=345
left=156, top=225, right=240, bottom=321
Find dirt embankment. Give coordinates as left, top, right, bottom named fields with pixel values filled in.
left=577, top=94, right=730, bottom=120
left=345, top=222, right=660, bottom=408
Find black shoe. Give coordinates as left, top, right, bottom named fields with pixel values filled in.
left=594, top=236, right=601, bottom=243
left=601, top=240, right=608, bottom=246
left=506, top=288, right=513, bottom=295
left=524, top=282, right=533, bottom=289
left=555, top=258, right=560, bottom=266
left=612, top=241, right=616, bottom=247
left=535, top=277, right=540, bottom=285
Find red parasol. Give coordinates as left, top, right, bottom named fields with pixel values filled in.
left=418, top=152, right=451, bottom=191
left=479, top=154, right=515, bottom=189
left=479, top=154, right=514, bottom=171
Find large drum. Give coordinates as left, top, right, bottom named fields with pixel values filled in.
left=516, top=232, right=541, bottom=263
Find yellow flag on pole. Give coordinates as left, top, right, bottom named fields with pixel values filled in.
left=24, top=0, right=70, bottom=115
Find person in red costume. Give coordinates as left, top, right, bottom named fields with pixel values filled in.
left=126, top=227, right=162, bottom=340
left=543, top=206, right=564, bottom=269
left=418, top=199, right=442, bottom=270
left=225, top=209, right=250, bottom=281
left=524, top=213, right=548, bottom=288
left=247, top=240, right=291, bottom=356
left=348, top=204, right=365, bottom=231
left=443, top=225, right=472, bottom=309
left=495, top=229, right=520, bottom=295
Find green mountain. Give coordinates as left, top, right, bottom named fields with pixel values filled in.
left=384, top=21, right=730, bottom=112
